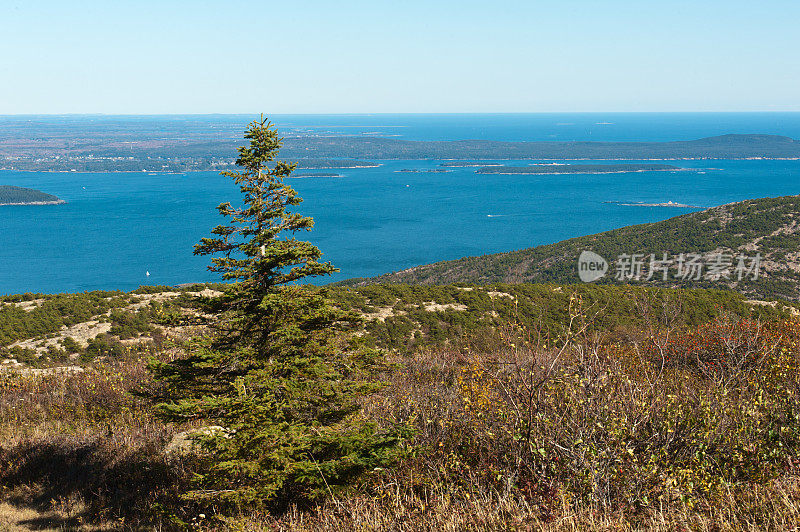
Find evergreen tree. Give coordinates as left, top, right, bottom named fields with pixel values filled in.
left=150, top=116, right=401, bottom=512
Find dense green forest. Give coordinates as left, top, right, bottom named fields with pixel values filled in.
left=0, top=186, right=63, bottom=204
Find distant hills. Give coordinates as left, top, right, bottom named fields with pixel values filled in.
left=281, top=134, right=800, bottom=161
left=0, top=186, right=63, bottom=205
left=1, top=133, right=799, bottom=172
left=341, top=194, right=800, bottom=301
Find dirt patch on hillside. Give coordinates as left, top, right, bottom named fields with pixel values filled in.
left=422, top=302, right=467, bottom=312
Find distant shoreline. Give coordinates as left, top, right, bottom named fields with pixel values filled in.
left=1, top=133, right=799, bottom=172
left=1, top=157, right=797, bottom=174
left=0, top=167, right=375, bottom=174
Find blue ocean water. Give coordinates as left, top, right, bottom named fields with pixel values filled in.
left=271, top=112, right=800, bottom=142
left=1, top=114, right=799, bottom=294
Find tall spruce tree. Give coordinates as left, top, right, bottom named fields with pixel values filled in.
left=150, top=116, right=400, bottom=511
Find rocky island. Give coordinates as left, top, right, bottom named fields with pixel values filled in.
left=295, top=159, right=379, bottom=169
left=617, top=200, right=701, bottom=208
left=290, top=172, right=343, bottom=178
left=440, top=162, right=505, bottom=167
left=0, top=186, right=65, bottom=205
left=476, top=163, right=682, bottom=175
left=395, top=168, right=452, bottom=173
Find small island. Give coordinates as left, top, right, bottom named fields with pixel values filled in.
left=295, top=158, right=379, bottom=169
left=290, top=172, right=343, bottom=178
left=616, top=200, right=701, bottom=208
left=440, top=162, right=504, bottom=167
left=476, top=163, right=682, bottom=175
left=0, top=186, right=65, bottom=206
left=395, top=168, right=452, bottom=173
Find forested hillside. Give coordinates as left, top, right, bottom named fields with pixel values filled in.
left=344, top=194, right=800, bottom=300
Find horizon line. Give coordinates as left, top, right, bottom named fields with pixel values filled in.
left=2, top=111, right=800, bottom=118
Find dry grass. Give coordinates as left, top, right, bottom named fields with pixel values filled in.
left=218, top=477, right=800, bottom=531
left=0, top=350, right=198, bottom=530
left=3, top=302, right=800, bottom=530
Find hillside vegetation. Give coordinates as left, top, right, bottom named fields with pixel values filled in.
left=0, top=283, right=793, bottom=368
left=345, top=194, right=800, bottom=301
left=3, top=284, right=800, bottom=529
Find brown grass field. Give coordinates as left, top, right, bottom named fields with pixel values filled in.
left=3, top=294, right=800, bottom=530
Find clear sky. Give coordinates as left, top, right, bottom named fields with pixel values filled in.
left=1, top=0, right=798, bottom=114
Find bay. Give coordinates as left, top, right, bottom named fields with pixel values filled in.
left=1, top=157, right=798, bottom=294
left=2, top=113, right=800, bottom=294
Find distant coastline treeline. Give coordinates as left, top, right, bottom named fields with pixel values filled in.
left=1, top=134, right=798, bottom=173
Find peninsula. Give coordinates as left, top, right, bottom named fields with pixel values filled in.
left=0, top=186, right=64, bottom=206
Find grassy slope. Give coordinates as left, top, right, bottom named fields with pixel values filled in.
left=328, top=283, right=795, bottom=351
left=1, top=283, right=793, bottom=368
left=342, top=194, right=800, bottom=300
left=3, top=285, right=800, bottom=529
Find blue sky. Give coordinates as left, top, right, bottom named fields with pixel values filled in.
left=1, top=0, right=798, bottom=114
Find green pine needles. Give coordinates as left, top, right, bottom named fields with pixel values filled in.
left=149, top=116, right=402, bottom=513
